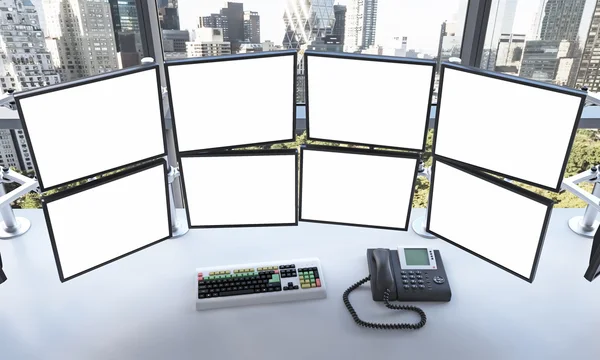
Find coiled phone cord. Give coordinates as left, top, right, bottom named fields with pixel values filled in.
left=342, top=275, right=427, bottom=330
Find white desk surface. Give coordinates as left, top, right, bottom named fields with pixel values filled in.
left=1, top=208, right=599, bottom=360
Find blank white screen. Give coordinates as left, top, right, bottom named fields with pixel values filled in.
left=181, top=154, right=297, bottom=226
left=168, top=54, right=295, bottom=152
left=428, top=160, right=550, bottom=279
left=45, top=163, right=170, bottom=280
left=435, top=67, right=583, bottom=190
left=307, top=55, right=433, bottom=150
left=18, top=68, right=165, bottom=190
left=301, top=149, right=417, bottom=229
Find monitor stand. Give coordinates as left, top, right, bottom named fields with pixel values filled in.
left=167, top=165, right=189, bottom=238
left=412, top=159, right=436, bottom=239
left=0, top=168, right=37, bottom=239
left=562, top=166, right=600, bottom=237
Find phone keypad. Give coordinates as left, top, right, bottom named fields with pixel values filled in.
left=401, top=271, right=434, bottom=292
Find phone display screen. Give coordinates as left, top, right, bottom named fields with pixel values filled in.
left=404, top=248, right=430, bottom=266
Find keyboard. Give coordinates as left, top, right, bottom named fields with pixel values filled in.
left=196, top=258, right=326, bottom=310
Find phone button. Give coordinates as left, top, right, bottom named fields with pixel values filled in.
left=403, top=285, right=410, bottom=290
left=433, top=276, right=445, bottom=284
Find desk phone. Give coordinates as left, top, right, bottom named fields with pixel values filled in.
left=343, top=247, right=451, bottom=330
left=368, top=247, right=452, bottom=302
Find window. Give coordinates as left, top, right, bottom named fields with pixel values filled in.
left=157, top=0, right=468, bottom=103
left=480, top=0, right=596, bottom=90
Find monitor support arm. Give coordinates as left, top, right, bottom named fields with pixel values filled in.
left=0, top=167, right=37, bottom=239
left=561, top=165, right=600, bottom=237
left=412, top=157, right=436, bottom=239
left=166, top=164, right=189, bottom=238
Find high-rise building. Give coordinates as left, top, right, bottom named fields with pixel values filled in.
left=116, top=32, right=141, bottom=68
left=44, top=0, right=119, bottom=81
left=0, top=0, right=60, bottom=92
left=220, top=2, right=244, bottom=52
left=576, top=1, right=600, bottom=91
left=344, top=0, right=377, bottom=53
left=282, top=0, right=335, bottom=49
left=109, top=0, right=141, bottom=52
left=495, top=33, right=525, bottom=74
left=199, top=14, right=229, bottom=40
left=539, top=0, right=586, bottom=42
left=438, top=21, right=462, bottom=65
left=186, top=28, right=231, bottom=58
left=243, top=11, right=260, bottom=43
left=158, top=0, right=179, bottom=30
left=0, top=129, right=34, bottom=172
left=333, top=4, right=346, bottom=45
left=519, top=40, right=572, bottom=83
left=163, top=30, right=189, bottom=53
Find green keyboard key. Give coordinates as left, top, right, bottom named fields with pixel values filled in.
left=270, top=274, right=280, bottom=282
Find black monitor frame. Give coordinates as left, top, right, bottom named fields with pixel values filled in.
left=165, top=50, right=298, bottom=154
left=179, top=149, right=299, bottom=229
left=14, top=64, right=168, bottom=193
left=433, top=62, right=586, bottom=193
left=426, top=156, right=554, bottom=283
left=299, top=144, right=420, bottom=231
left=42, top=158, right=172, bottom=282
left=304, top=50, right=436, bottom=152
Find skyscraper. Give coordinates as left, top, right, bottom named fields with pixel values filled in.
left=158, top=0, right=180, bottom=30
left=539, top=0, right=586, bottom=41
left=109, top=0, right=140, bottom=52
left=0, top=0, right=60, bottom=91
left=44, top=0, right=119, bottom=81
left=484, top=0, right=518, bottom=58
left=333, top=4, right=346, bottom=45
left=243, top=11, right=260, bottom=43
left=344, top=0, right=377, bottom=53
left=220, top=2, right=244, bottom=52
left=576, top=1, right=600, bottom=91
left=199, top=14, right=229, bottom=41
left=495, top=33, right=525, bottom=74
left=282, top=0, right=335, bottom=49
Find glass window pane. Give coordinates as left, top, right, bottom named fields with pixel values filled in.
left=480, top=0, right=596, bottom=89
left=163, top=0, right=468, bottom=103
left=2, top=0, right=146, bottom=208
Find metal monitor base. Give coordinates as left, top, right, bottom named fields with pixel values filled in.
left=412, top=216, right=436, bottom=239
left=568, top=216, right=599, bottom=238
left=0, top=217, right=30, bottom=239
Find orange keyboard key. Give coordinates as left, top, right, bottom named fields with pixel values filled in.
left=316, top=279, right=321, bottom=287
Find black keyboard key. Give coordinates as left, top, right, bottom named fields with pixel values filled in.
left=259, top=271, right=266, bottom=276
left=198, top=281, right=205, bottom=285
left=268, top=288, right=274, bottom=292
left=275, top=287, right=281, bottom=291
left=254, top=289, right=261, bottom=293
left=293, top=285, right=299, bottom=289
left=290, top=264, right=295, bottom=268
left=220, top=289, right=255, bottom=297
left=283, top=286, right=289, bottom=290
left=288, top=282, right=294, bottom=287
left=269, top=282, right=281, bottom=288
left=198, top=285, right=207, bottom=290
left=198, top=289, right=209, bottom=294
left=198, top=294, right=206, bottom=299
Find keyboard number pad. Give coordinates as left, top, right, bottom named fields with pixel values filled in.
left=298, top=267, right=321, bottom=289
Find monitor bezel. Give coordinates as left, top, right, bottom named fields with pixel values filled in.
left=179, top=148, right=299, bottom=229
left=584, top=228, right=600, bottom=282
left=14, top=64, right=168, bottom=193
left=426, top=155, right=554, bottom=283
left=433, top=62, right=586, bottom=193
left=304, top=50, right=436, bottom=152
left=42, top=158, right=173, bottom=282
left=299, top=144, right=420, bottom=231
left=165, top=50, right=298, bottom=154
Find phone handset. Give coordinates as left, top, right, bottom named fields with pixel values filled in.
left=370, top=249, right=397, bottom=301
left=342, top=248, right=427, bottom=330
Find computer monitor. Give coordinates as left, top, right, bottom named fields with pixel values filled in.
left=179, top=150, right=298, bottom=228
left=300, top=145, right=419, bottom=230
left=42, top=159, right=171, bottom=282
left=166, top=51, right=297, bottom=153
left=15, top=65, right=167, bottom=192
left=427, top=157, right=553, bottom=282
left=433, top=63, right=585, bottom=192
left=584, top=227, right=600, bottom=282
left=305, top=51, right=435, bottom=151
